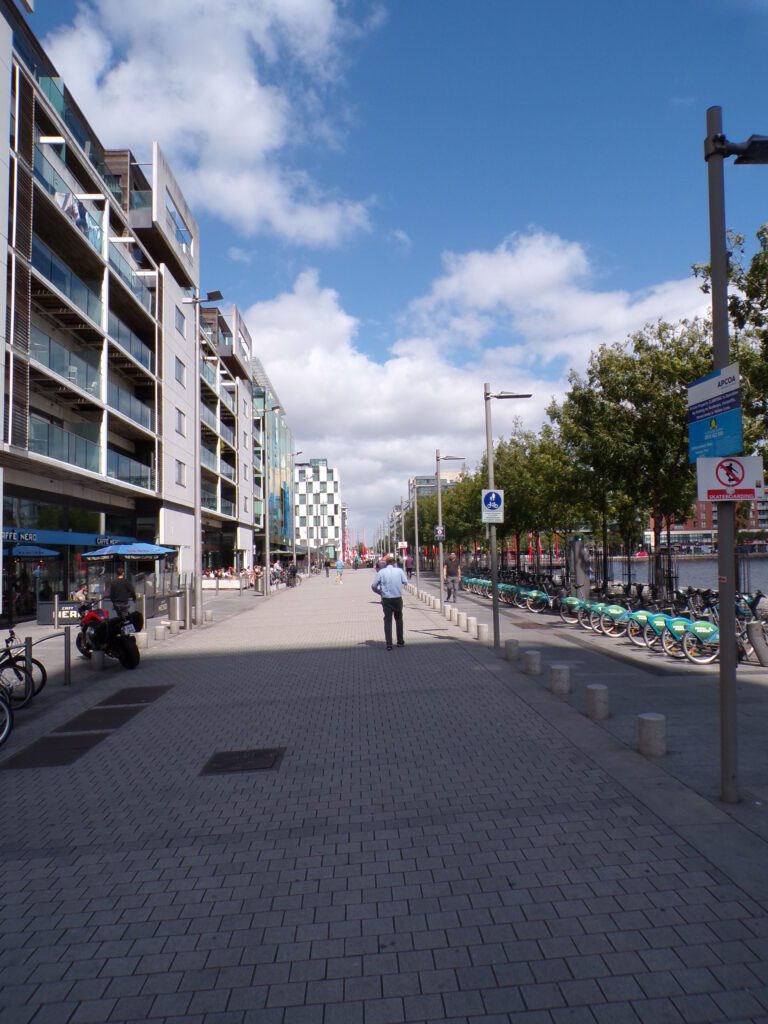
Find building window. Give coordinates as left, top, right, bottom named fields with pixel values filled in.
left=300, top=516, right=307, bottom=527
left=175, top=408, right=186, bottom=436
left=175, top=306, right=185, bottom=336
left=175, top=460, right=186, bottom=486
left=299, top=494, right=306, bottom=505
left=174, top=357, right=186, bottom=386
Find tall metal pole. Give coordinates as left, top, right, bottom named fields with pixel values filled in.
left=400, top=494, right=405, bottom=565
left=436, top=449, right=444, bottom=615
left=484, top=383, right=501, bottom=649
left=193, top=294, right=203, bottom=625
left=413, top=480, right=421, bottom=594
left=263, top=407, right=271, bottom=597
left=706, top=106, right=738, bottom=804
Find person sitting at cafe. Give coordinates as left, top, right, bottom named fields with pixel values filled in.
left=72, top=582, right=88, bottom=603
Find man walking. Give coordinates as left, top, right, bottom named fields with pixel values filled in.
left=372, top=554, right=408, bottom=650
left=335, top=557, right=344, bottom=584
left=444, top=551, right=461, bottom=602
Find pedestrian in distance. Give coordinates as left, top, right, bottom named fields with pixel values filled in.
left=372, top=554, right=407, bottom=650
left=335, top=557, right=344, bottom=584
left=109, top=566, right=137, bottom=612
left=324, top=558, right=330, bottom=578
left=444, top=551, right=461, bottom=602
left=404, top=553, right=414, bottom=579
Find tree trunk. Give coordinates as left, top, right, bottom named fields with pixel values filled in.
left=602, top=499, right=609, bottom=597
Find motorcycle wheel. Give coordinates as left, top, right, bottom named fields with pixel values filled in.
left=115, top=637, right=140, bottom=670
left=76, top=632, right=92, bottom=659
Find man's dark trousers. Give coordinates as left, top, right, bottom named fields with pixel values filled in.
left=381, top=597, right=404, bottom=647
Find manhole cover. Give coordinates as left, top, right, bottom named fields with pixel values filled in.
left=98, top=686, right=173, bottom=706
left=2, top=733, right=111, bottom=769
left=54, top=707, right=145, bottom=732
left=201, top=747, right=286, bottom=775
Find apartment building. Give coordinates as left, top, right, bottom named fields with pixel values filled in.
left=294, top=459, right=342, bottom=562
left=252, top=355, right=295, bottom=563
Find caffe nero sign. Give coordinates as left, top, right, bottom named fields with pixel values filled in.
left=3, top=530, right=135, bottom=548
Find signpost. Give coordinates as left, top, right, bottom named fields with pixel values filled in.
left=688, top=362, right=742, bottom=463
left=696, top=455, right=765, bottom=502
left=481, top=489, right=504, bottom=523
left=434, top=525, right=445, bottom=541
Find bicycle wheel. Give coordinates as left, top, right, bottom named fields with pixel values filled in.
left=559, top=602, right=581, bottom=625
left=10, top=655, right=46, bottom=696
left=643, top=624, right=661, bottom=649
left=589, top=609, right=605, bottom=633
left=0, top=663, right=34, bottom=709
left=661, top=629, right=686, bottom=660
left=294, top=575, right=302, bottom=587
left=682, top=630, right=719, bottom=665
left=626, top=618, right=647, bottom=648
left=526, top=593, right=549, bottom=613
left=0, top=693, right=12, bottom=746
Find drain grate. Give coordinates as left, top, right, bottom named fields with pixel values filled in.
left=2, top=733, right=111, bottom=769
left=98, top=686, right=173, bottom=706
left=54, top=707, right=145, bottom=733
left=201, top=747, right=286, bottom=776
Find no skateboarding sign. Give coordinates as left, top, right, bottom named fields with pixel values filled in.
left=697, top=456, right=765, bottom=501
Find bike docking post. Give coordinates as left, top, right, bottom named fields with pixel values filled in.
left=63, top=627, right=71, bottom=685
left=184, top=586, right=192, bottom=631
left=24, top=636, right=32, bottom=678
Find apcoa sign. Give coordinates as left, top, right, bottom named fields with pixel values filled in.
left=696, top=455, right=765, bottom=502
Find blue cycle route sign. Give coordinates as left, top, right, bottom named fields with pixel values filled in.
left=481, top=489, right=504, bottom=523
left=687, top=362, right=742, bottom=463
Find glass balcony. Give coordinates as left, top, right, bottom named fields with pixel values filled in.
left=108, top=242, right=154, bottom=314
left=107, top=311, right=154, bottom=372
left=200, top=359, right=217, bottom=390
left=201, top=488, right=217, bottom=511
left=32, top=235, right=102, bottom=325
left=29, top=415, right=100, bottom=473
left=219, top=421, right=235, bottom=446
left=106, top=449, right=154, bottom=490
left=33, top=146, right=103, bottom=254
left=200, top=403, right=218, bottom=431
left=220, top=460, right=236, bottom=482
left=200, top=447, right=217, bottom=472
left=107, top=381, right=154, bottom=430
left=221, top=498, right=236, bottom=517
left=129, top=190, right=152, bottom=211
left=220, top=388, right=235, bottom=414
left=30, top=324, right=100, bottom=396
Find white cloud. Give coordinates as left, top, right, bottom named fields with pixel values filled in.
left=388, top=228, right=412, bottom=251
left=227, top=246, right=253, bottom=265
left=245, top=230, right=709, bottom=535
left=44, top=0, right=372, bottom=246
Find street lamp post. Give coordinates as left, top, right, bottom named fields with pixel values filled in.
left=290, top=451, right=303, bottom=566
left=263, top=403, right=281, bottom=597
left=436, top=451, right=465, bottom=615
left=183, top=288, right=223, bottom=626
left=411, top=478, right=430, bottom=595
left=484, top=385, right=532, bottom=649
left=703, top=108, right=768, bottom=803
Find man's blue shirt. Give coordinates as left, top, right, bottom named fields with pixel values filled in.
left=373, top=565, right=407, bottom=598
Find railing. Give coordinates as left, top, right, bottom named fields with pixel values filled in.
left=107, top=311, right=154, bottom=372
left=220, top=460, right=236, bottom=481
left=200, top=447, right=217, bottom=472
left=30, top=324, right=100, bottom=396
left=129, top=190, right=152, bottom=211
left=107, top=381, right=154, bottom=430
left=106, top=449, right=154, bottom=490
left=33, top=146, right=103, bottom=253
left=202, top=488, right=217, bottom=511
left=201, top=403, right=218, bottom=431
left=219, top=421, right=235, bottom=446
left=108, top=242, right=154, bottom=314
left=221, top=498, right=236, bottom=517
left=32, top=235, right=102, bottom=325
left=200, top=360, right=217, bottom=390
left=29, top=415, right=100, bottom=473
left=220, top=388, right=235, bottom=414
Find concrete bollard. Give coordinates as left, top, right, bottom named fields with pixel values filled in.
left=88, top=650, right=107, bottom=670
left=450, top=606, right=459, bottom=625
left=169, top=620, right=181, bottom=636
left=135, top=632, right=149, bottom=650
left=505, top=638, right=519, bottom=661
left=637, top=713, right=666, bottom=757
left=457, top=611, right=468, bottom=631
left=477, top=623, right=490, bottom=644
left=444, top=606, right=453, bottom=620
left=467, top=616, right=478, bottom=638
left=154, top=625, right=168, bottom=642
left=586, top=683, right=609, bottom=720
left=549, top=663, right=571, bottom=696
left=204, top=609, right=214, bottom=624
left=522, top=649, right=541, bottom=676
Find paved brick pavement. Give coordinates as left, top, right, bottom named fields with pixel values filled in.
left=2, top=571, right=768, bottom=1023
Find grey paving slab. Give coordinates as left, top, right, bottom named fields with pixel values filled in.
left=2, top=572, right=768, bottom=1023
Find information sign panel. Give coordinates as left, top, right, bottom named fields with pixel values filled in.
left=688, top=363, right=742, bottom=462
left=696, top=456, right=765, bottom=502
left=481, top=489, right=504, bottom=524
left=434, top=525, right=445, bottom=541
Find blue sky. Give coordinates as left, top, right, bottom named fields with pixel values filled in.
left=27, top=0, right=768, bottom=538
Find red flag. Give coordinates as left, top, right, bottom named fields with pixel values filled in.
left=538, top=535, right=543, bottom=557
left=555, top=533, right=559, bottom=556
left=513, top=535, right=518, bottom=554
left=474, top=538, right=478, bottom=554
left=528, top=533, right=533, bottom=559
left=424, top=545, right=428, bottom=558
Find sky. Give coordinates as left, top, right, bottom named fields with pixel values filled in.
left=25, top=0, right=768, bottom=543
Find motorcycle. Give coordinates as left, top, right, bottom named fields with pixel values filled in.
left=76, top=601, right=143, bottom=669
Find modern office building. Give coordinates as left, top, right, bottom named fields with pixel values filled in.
left=252, top=355, right=295, bottom=564
left=294, top=459, right=342, bottom=562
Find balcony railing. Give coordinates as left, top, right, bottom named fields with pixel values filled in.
left=200, top=360, right=217, bottom=390
left=29, top=415, right=100, bottom=473
left=200, top=403, right=218, bottom=431
left=202, top=488, right=217, bottom=511
left=32, top=235, right=102, bottom=325
left=219, top=421, right=235, bottom=446
left=106, top=449, right=154, bottom=490
left=107, top=381, right=154, bottom=430
left=220, top=460, right=236, bottom=482
left=129, top=190, right=152, bottom=211
left=108, top=242, right=154, bottom=314
left=30, top=324, right=100, bottom=396
left=221, top=498, right=236, bottom=517
left=201, top=447, right=217, bottom=472
left=220, top=388, right=235, bottom=414
left=33, top=146, right=103, bottom=254
left=107, top=311, right=154, bottom=372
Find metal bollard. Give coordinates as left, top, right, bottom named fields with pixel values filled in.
left=549, top=663, right=571, bottom=695
left=89, top=650, right=107, bottom=671
left=637, top=713, right=666, bottom=756
left=522, top=649, right=541, bottom=676
left=140, top=593, right=147, bottom=630
left=467, top=616, right=478, bottom=638
left=63, top=626, right=71, bottom=686
left=477, top=623, right=490, bottom=643
left=505, top=638, right=519, bottom=661
left=53, top=594, right=59, bottom=627
left=184, top=587, right=191, bottom=631
left=586, top=684, right=609, bottom=720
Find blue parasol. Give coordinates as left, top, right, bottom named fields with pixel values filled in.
left=81, top=543, right=176, bottom=559
left=11, top=545, right=60, bottom=558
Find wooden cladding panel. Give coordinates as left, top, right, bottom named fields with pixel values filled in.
left=14, top=163, right=33, bottom=261
left=13, top=259, right=30, bottom=354
left=16, top=73, right=34, bottom=166
left=11, top=355, right=29, bottom=449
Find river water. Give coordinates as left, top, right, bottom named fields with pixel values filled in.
left=609, top=555, right=768, bottom=594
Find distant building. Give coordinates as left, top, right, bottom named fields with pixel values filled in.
left=294, top=459, right=342, bottom=560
